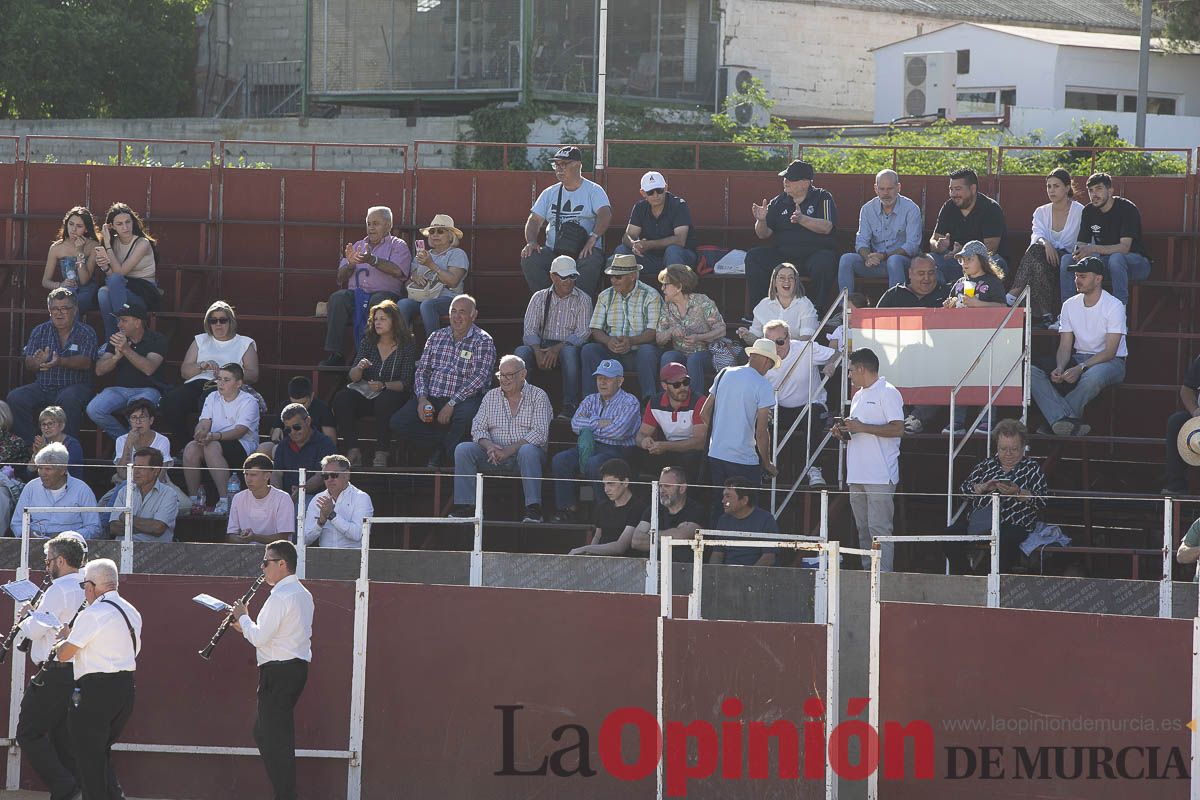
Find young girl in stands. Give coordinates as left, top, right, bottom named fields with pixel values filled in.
left=41, top=206, right=101, bottom=313
left=94, top=202, right=158, bottom=339
left=942, top=240, right=1009, bottom=434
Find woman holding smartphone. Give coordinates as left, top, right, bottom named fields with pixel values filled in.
left=94, top=202, right=158, bottom=338
left=41, top=206, right=102, bottom=312
left=397, top=214, right=469, bottom=336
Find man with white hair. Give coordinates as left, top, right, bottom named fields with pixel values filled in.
left=54, top=557, right=142, bottom=800
left=837, top=169, right=923, bottom=295
left=451, top=354, right=552, bottom=523
left=10, top=442, right=100, bottom=539
left=762, top=319, right=837, bottom=487
left=320, top=206, right=413, bottom=367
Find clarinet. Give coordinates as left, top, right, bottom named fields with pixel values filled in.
left=0, top=574, right=53, bottom=664
left=29, top=598, right=88, bottom=688
left=199, top=575, right=266, bottom=660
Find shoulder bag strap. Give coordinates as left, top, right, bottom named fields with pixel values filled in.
left=554, top=184, right=564, bottom=241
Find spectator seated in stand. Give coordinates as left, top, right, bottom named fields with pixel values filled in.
left=227, top=453, right=296, bottom=545
left=110, top=448, right=178, bottom=543
left=182, top=363, right=261, bottom=515
left=876, top=254, right=949, bottom=310
left=0, top=402, right=30, bottom=529
left=655, top=263, right=725, bottom=393
left=1060, top=172, right=1151, bottom=307
left=568, top=458, right=647, bottom=556
left=86, top=299, right=168, bottom=444
left=551, top=359, right=641, bottom=523
left=837, top=169, right=923, bottom=295
left=303, top=455, right=374, bottom=549
left=1011, top=168, right=1083, bottom=326
left=1164, top=352, right=1200, bottom=496
left=7, top=287, right=97, bottom=444
left=159, top=301, right=259, bottom=443
left=41, top=206, right=101, bottom=313
left=390, top=295, right=496, bottom=468
left=332, top=300, right=417, bottom=468
left=941, top=241, right=1009, bottom=436
left=27, top=406, right=85, bottom=481
left=258, top=376, right=337, bottom=461
left=99, top=399, right=175, bottom=523
left=94, top=202, right=160, bottom=340
left=763, top=319, right=836, bottom=487
left=1030, top=257, right=1127, bottom=437
left=10, top=443, right=100, bottom=540
left=1175, top=515, right=1200, bottom=580
left=736, top=262, right=818, bottom=345
left=709, top=479, right=779, bottom=567
left=397, top=214, right=470, bottom=336
left=271, top=403, right=336, bottom=505
left=628, top=466, right=706, bottom=558
left=515, top=256, right=593, bottom=421
left=608, top=171, right=699, bottom=272
left=944, top=419, right=1048, bottom=574
left=450, top=355, right=552, bottom=524
left=320, top=206, right=412, bottom=367
left=634, top=362, right=708, bottom=483
left=928, top=167, right=1007, bottom=284
left=581, top=254, right=663, bottom=403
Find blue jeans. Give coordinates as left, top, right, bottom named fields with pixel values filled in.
left=1030, top=354, right=1125, bottom=426
left=98, top=273, right=155, bottom=339
left=396, top=295, right=452, bottom=336
left=86, top=387, right=161, bottom=440
left=659, top=349, right=714, bottom=395
left=72, top=280, right=99, bottom=315
left=453, top=442, right=544, bottom=506
left=1059, top=252, right=1151, bottom=306
left=581, top=342, right=660, bottom=401
left=515, top=343, right=583, bottom=406
left=610, top=243, right=698, bottom=274
left=931, top=251, right=1008, bottom=286
left=6, top=382, right=94, bottom=442
left=389, top=394, right=482, bottom=455
left=837, top=253, right=910, bottom=294
left=552, top=442, right=636, bottom=510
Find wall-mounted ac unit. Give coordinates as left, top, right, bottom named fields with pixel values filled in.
left=902, top=52, right=956, bottom=118
left=717, top=65, right=772, bottom=127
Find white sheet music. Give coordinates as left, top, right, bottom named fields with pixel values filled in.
left=192, top=594, right=232, bottom=613
left=2, top=580, right=42, bottom=604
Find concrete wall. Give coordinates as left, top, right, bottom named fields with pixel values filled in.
left=1008, top=106, right=1200, bottom=153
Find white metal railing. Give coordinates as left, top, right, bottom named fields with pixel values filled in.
left=946, top=287, right=1032, bottom=526
left=771, top=290, right=850, bottom=517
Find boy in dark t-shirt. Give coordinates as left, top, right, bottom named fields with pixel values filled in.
left=568, top=458, right=647, bottom=556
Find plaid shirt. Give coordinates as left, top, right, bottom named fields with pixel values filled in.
left=589, top=282, right=663, bottom=340
left=23, top=319, right=98, bottom=390
left=960, top=456, right=1048, bottom=532
left=572, top=389, right=641, bottom=446
left=471, top=383, right=552, bottom=449
left=413, top=324, right=496, bottom=403
left=522, top=286, right=593, bottom=347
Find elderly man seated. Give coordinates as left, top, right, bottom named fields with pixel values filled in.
left=320, top=206, right=412, bottom=367
left=634, top=362, right=708, bottom=482
left=515, top=256, right=593, bottom=419
left=109, top=447, right=177, bottom=542
left=10, top=443, right=100, bottom=539
left=551, top=359, right=641, bottom=522
left=581, top=254, right=663, bottom=403
left=450, top=355, right=553, bottom=523
left=390, top=295, right=496, bottom=467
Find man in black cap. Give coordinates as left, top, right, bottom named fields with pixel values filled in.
left=86, top=299, right=169, bottom=443
left=745, top=159, right=838, bottom=311
left=521, top=145, right=613, bottom=295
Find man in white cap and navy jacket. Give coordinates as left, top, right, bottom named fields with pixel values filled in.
left=608, top=170, right=699, bottom=273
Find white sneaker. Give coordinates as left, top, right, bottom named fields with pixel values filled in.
left=904, top=415, right=923, bottom=434
left=806, top=467, right=826, bottom=487
left=942, top=425, right=966, bottom=435
left=212, top=496, right=231, bottom=516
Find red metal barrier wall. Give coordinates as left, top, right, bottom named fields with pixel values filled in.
left=878, top=601, right=1191, bottom=799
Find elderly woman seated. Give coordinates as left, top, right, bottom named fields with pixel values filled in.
left=944, top=419, right=1048, bottom=573
left=397, top=214, right=470, bottom=336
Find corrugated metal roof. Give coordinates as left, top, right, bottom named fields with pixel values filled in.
left=818, top=0, right=1161, bottom=32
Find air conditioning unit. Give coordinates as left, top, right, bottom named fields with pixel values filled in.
left=717, top=65, right=772, bottom=128
left=902, top=52, right=956, bottom=118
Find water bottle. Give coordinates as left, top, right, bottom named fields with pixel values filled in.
left=63, top=256, right=77, bottom=283
left=1, top=465, right=13, bottom=480
left=190, top=493, right=204, bottom=515
left=71, top=687, right=81, bottom=708
left=227, top=473, right=241, bottom=497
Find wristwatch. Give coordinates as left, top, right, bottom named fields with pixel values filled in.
left=327, top=510, right=337, bottom=522
left=369, top=254, right=379, bottom=267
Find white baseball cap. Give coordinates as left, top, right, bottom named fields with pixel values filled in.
left=640, top=171, right=667, bottom=192
left=550, top=255, right=579, bottom=277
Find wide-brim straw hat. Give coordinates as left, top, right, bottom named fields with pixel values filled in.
left=1178, top=416, right=1200, bottom=467
left=745, top=338, right=782, bottom=369
left=420, top=214, right=464, bottom=240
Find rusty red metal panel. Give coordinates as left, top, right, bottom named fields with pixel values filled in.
left=662, top=618, right=827, bottom=799
left=601, top=168, right=643, bottom=230
left=728, top=174, right=788, bottom=228
left=25, top=164, right=88, bottom=217
left=344, top=173, right=408, bottom=232
left=413, top=169, right=477, bottom=228
left=1122, top=177, right=1189, bottom=233
left=474, top=172, right=541, bottom=227
left=878, top=602, right=1190, bottom=799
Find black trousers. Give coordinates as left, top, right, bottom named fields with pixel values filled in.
left=157, top=379, right=208, bottom=440
left=17, top=664, right=79, bottom=800
left=745, top=245, right=837, bottom=311
left=943, top=516, right=1027, bottom=574
left=255, top=659, right=309, bottom=800
left=69, top=671, right=135, bottom=800
left=332, top=387, right=409, bottom=449
left=1166, top=410, right=1193, bottom=490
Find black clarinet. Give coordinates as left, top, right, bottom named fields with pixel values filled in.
left=199, top=575, right=266, bottom=660
left=29, top=598, right=88, bottom=688
left=0, top=574, right=53, bottom=663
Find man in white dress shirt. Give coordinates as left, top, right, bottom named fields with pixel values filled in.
left=55, top=557, right=142, bottom=800
left=233, top=540, right=314, bottom=800
left=16, top=532, right=86, bottom=800
left=302, top=455, right=374, bottom=548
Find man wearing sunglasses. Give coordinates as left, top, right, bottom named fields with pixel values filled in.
left=516, top=256, right=593, bottom=421
left=270, top=404, right=335, bottom=500
left=762, top=320, right=837, bottom=488
left=608, top=170, right=698, bottom=273
left=302, top=455, right=374, bottom=548
left=634, top=362, right=708, bottom=482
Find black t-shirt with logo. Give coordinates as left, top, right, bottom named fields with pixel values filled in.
left=764, top=187, right=838, bottom=250
left=1077, top=196, right=1144, bottom=255
left=628, top=192, right=698, bottom=250
left=934, top=192, right=1008, bottom=254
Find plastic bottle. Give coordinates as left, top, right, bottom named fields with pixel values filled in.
left=190, top=493, right=204, bottom=515
left=227, top=472, right=241, bottom=497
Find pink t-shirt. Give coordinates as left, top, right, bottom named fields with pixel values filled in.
left=226, top=487, right=296, bottom=537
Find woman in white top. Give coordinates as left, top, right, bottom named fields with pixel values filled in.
left=182, top=363, right=261, bottom=516
left=737, top=262, right=818, bottom=344
left=94, top=202, right=158, bottom=339
left=396, top=214, right=470, bottom=336
left=160, top=300, right=259, bottom=439
left=1011, top=169, right=1083, bottom=324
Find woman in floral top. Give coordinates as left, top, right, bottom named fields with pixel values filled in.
left=655, top=264, right=726, bottom=394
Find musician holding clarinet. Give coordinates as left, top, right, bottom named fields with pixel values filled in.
left=53, top=557, right=142, bottom=800
left=231, top=540, right=313, bottom=800
left=15, top=532, right=86, bottom=800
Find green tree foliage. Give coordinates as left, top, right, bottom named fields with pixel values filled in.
left=1126, top=0, right=1200, bottom=50
left=0, top=0, right=195, bottom=119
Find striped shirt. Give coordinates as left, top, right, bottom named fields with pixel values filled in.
left=522, top=286, right=593, bottom=347
left=23, top=320, right=98, bottom=390
left=590, top=282, right=663, bottom=341
left=572, top=389, right=641, bottom=447
left=471, top=384, right=552, bottom=449
left=959, top=456, right=1048, bottom=532
left=413, top=324, right=497, bottom=403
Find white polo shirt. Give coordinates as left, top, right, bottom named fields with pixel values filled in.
left=66, top=591, right=142, bottom=677
left=846, top=376, right=904, bottom=485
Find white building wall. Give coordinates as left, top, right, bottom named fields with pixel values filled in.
left=1054, top=47, right=1200, bottom=115
left=1009, top=107, right=1200, bottom=153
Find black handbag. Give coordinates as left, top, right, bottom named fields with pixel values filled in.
left=552, top=184, right=592, bottom=257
